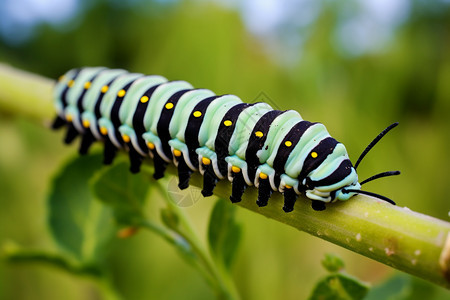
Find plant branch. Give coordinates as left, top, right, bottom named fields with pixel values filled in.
left=1, top=63, right=450, bottom=289
left=154, top=180, right=240, bottom=300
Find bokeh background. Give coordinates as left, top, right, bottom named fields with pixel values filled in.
left=0, top=0, right=450, bottom=299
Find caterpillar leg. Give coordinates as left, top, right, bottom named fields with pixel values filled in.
left=202, top=164, right=217, bottom=197
left=79, top=131, right=96, bottom=155
left=103, top=139, right=118, bottom=165
left=64, top=123, right=79, bottom=144
left=176, top=155, right=192, bottom=190
left=230, top=171, right=246, bottom=203
left=282, top=188, right=297, bottom=213
left=52, top=116, right=66, bottom=129
left=128, top=146, right=144, bottom=174
left=256, top=178, right=272, bottom=207
left=152, top=151, right=168, bottom=180
left=311, top=200, right=326, bottom=211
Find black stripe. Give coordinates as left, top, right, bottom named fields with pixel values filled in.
left=310, top=159, right=353, bottom=188
left=273, top=121, right=316, bottom=178
left=76, top=71, right=104, bottom=126
left=94, top=78, right=116, bottom=119
left=215, top=103, right=253, bottom=175
left=298, top=137, right=339, bottom=181
left=157, top=89, right=192, bottom=159
left=245, top=110, right=285, bottom=181
left=60, top=68, right=81, bottom=108
left=109, top=81, right=135, bottom=146
left=132, top=84, right=161, bottom=151
left=185, top=96, right=219, bottom=167
left=111, top=81, right=134, bottom=129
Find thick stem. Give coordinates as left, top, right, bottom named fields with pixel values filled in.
left=1, top=63, right=450, bottom=289
left=0, top=64, right=54, bottom=120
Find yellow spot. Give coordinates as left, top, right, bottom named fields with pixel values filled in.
left=311, top=152, right=318, bottom=158
left=173, top=149, right=182, bottom=157
left=66, top=114, right=73, bottom=122
left=101, top=85, right=109, bottom=93
left=84, top=81, right=91, bottom=89
left=58, top=75, right=65, bottom=82
left=255, top=131, right=263, bottom=138
left=100, top=127, right=108, bottom=135
left=285, top=185, right=292, bottom=189
left=67, top=80, right=75, bottom=88
left=140, top=96, right=149, bottom=103
left=147, top=142, right=155, bottom=150
left=82, top=119, right=90, bottom=128
left=232, top=166, right=241, bottom=173
left=122, top=134, right=130, bottom=143
left=259, top=172, right=268, bottom=180
left=224, top=120, right=232, bottom=127
left=285, top=141, right=292, bottom=147
left=117, top=89, right=126, bottom=97
left=165, top=102, right=174, bottom=109
left=202, top=157, right=211, bottom=165
left=193, top=111, right=202, bottom=118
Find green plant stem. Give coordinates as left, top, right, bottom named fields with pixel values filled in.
left=1, top=63, right=450, bottom=289
left=0, top=64, right=54, bottom=121
left=154, top=181, right=240, bottom=300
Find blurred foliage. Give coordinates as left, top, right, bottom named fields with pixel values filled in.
left=1, top=0, right=450, bottom=299
left=309, top=253, right=369, bottom=300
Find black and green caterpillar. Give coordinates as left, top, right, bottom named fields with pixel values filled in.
left=52, top=67, right=399, bottom=212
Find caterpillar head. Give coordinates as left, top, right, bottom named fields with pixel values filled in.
left=303, top=122, right=400, bottom=209
left=301, top=142, right=360, bottom=204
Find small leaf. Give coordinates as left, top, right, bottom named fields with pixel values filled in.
left=48, top=154, right=116, bottom=262
left=91, top=161, right=151, bottom=225
left=322, top=253, right=345, bottom=272
left=364, top=273, right=410, bottom=300
left=364, top=273, right=442, bottom=300
left=208, top=199, right=242, bottom=270
left=309, top=273, right=369, bottom=300
left=160, top=207, right=180, bottom=231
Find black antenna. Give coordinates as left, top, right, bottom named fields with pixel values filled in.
left=354, top=122, right=399, bottom=170
left=343, top=189, right=396, bottom=205
left=360, top=170, right=401, bottom=186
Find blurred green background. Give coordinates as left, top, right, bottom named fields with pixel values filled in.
left=0, top=0, right=450, bottom=299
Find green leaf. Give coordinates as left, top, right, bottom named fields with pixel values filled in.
left=2, top=242, right=102, bottom=277
left=364, top=274, right=410, bottom=300
left=91, top=161, right=151, bottom=225
left=208, top=199, right=242, bottom=270
left=322, top=253, right=345, bottom=272
left=160, top=207, right=180, bottom=231
left=308, top=273, right=369, bottom=300
left=48, top=154, right=116, bottom=262
left=364, top=273, right=447, bottom=300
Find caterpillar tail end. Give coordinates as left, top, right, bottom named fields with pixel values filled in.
left=282, top=188, right=297, bottom=213
left=256, top=178, right=272, bottom=207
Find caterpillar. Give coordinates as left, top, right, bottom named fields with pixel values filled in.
left=52, top=67, right=399, bottom=212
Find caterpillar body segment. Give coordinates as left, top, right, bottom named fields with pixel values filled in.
left=53, top=67, right=366, bottom=212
